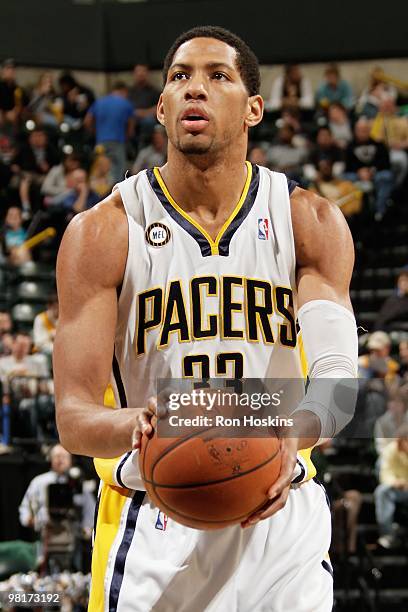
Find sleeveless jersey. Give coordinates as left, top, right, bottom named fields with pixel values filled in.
left=113, top=162, right=305, bottom=408
left=89, top=163, right=322, bottom=612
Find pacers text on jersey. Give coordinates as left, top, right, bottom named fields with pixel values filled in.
left=135, top=275, right=297, bottom=354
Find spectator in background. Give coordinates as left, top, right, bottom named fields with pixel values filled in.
left=312, top=441, right=362, bottom=555
left=248, top=145, right=269, bottom=168
left=398, top=340, right=408, bottom=378
left=1, top=206, right=29, bottom=264
left=0, top=133, right=15, bottom=165
left=375, top=424, right=408, bottom=549
left=89, top=153, right=113, bottom=198
left=41, top=152, right=82, bottom=205
left=11, top=128, right=60, bottom=216
left=374, top=267, right=408, bottom=332
left=26, top=72, right=57, bottom=128
left=59, top=168, right=99, bottom=219
left=132, top=125, right=167, bottom=174
left=304, top=126, right=344, bottom=181
left=371, top=99, right=408, bottom=186
left=356, top=68, right=398, bottom=119
left=58, top=73, right=95, bottom=127
left=19, top=445, right=73, bottom=531
left=358, top=331, right=399, bottom=435
left=0, top=59, right=27, bottom=131
left=0, top=311, right=13, bottom=357
left=19, top=444, right=95, bottom=564
left=0, top=332, right=51, bottom=438
left=0, top=332, right=49, bottom=384
left=327, top=103, right=353, bottom=149
left=268, top=124, right=308, bottom=180
left=359, top=331, right=399, bottom=382
left=309, top=159, right=362, bottom=218
left=268, top=64, right=314, bottom=116
left=128, top=64, right=160, bottom=147
left=344, top=118, right=394, bottom=220
left=33, top=293, right=58, bottom=359
left=316, top=63, right=353, bottom=111
left=85, top=82, right=134, bottom=183
left=375, top=397, right=408, bottom=456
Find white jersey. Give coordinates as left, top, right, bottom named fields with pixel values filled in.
left=112, top=162, right=303, bottom=408
left=89, top=163, right=333, bottom=612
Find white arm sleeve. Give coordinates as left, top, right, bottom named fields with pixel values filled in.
left=293, top=299, right=359, bottom=439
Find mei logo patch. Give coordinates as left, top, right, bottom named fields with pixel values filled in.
left=258, top=218, right=269, bottom=240
left=145, top=222, right=171, bottom=247
left=155, top=510, right=168, bottom=531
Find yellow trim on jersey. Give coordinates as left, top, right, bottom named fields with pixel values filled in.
left=297, top=331, right=317, bottom=481
left=94, top=456, right=121, bottom=485
left=298, top=332, right=308, bottom=379
left=88, top=484, right=129, bottom=612
left=93, top=385, right=120, bottom=485
left=153, top=161, right=252, bottom=256
left=104, top=384, right=116, bottom=408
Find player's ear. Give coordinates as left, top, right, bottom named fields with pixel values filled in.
left=157, top=94, right=165, bottom=126
left=245, top=95, right=264, bottom=128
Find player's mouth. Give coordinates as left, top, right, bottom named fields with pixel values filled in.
left=181, top=109, right=209, bottom=133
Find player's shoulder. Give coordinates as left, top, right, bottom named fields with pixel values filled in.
left=290, top=185, right=350, bottom=240
left=57, top=189, right=128, bottom=287
left=63, top=189, right=127, bottom=248
left=290, top=186, right=353, bottom=265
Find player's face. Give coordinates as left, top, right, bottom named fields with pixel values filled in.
left=158, top=38, right=263, bottom=157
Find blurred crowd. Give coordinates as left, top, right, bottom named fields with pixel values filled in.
left=0, top=56, right=408, bottom=566
left=0, top=59, right=407, bottom=264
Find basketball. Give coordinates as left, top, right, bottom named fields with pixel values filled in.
left=139, top=418, right=281, bottom=530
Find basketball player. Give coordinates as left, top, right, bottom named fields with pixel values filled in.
left=54, top=27, right=358, bottom=611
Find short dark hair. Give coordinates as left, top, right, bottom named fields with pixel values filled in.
left=112, top=80, right=128, bottom=92
left=163, top=26, right=260, bottom=96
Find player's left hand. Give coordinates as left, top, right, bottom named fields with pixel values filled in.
left=241, top=411, right=321, bottom=528
left=241, top=436, right=297, bottom=528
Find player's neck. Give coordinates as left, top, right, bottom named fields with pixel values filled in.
left=159, top=148, right=248, bottom=220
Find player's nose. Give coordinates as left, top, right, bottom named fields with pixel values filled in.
left=184, top=73, right=208, bottom=101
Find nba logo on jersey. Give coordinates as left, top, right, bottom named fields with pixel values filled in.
left=258, top=218, right=269, bottom=240
left=155, top=510, right=168, bottom=531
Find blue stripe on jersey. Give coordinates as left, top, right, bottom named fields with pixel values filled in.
left=108, top=490, right=145, bottom=612
left=286, top=177, right=298, bottom=195
left=321, top=559, right=334, bottom=578
left=116, top=451, right=132, bottom=488
left=112, top=354, right=127, bottom=408
left=146, top=164, right=260, bottom=257
left=217, top=164, right=260, bottom=256
left=146, top=168, right=212, bottom=257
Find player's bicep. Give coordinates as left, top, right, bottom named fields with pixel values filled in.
left=292, top=188, right=354, bottom=309
left=54, top=203, right=127, bottom=409
left=54, top=285, right=117, bottom=406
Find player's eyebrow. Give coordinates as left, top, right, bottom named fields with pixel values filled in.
left=169, top=62, right=235, bottom=73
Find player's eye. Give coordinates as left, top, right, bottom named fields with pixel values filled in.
left=171, top=72, right=189, bottom=81
left=212, top=72, right=228, bottom=81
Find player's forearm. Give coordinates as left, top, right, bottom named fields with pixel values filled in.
left=57, top=399, right=136, bottom=458
left=279, top=410, right=321, bottom=451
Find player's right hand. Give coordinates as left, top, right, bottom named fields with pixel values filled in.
left=131, top=397, right=157, bottom=450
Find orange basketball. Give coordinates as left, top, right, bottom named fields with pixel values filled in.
left=139, top=422, right=281, bottom=530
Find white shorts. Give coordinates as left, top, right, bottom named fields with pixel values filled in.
left=99, top=478, right=332, bottom=612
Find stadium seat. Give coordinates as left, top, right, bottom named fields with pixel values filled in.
left=11, top=303, right=44, bottom=331
left=15, top=262, right=56, bottom=283
left=13, top=282, right=53, bottom=305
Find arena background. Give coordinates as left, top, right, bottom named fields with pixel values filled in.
left=0, top=0, right=407, bottom=610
